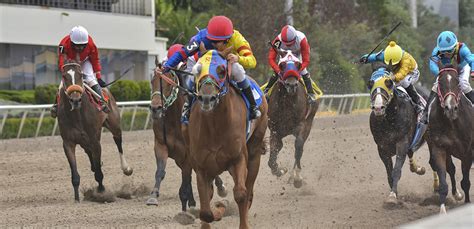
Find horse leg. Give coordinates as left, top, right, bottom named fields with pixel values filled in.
left=377, top=146, right=393, bottom=190
left=389, top=141, right=408, bottom=201
left=178, top=162, right=195, bottom=211
left=290, top=126, right=310, bottom=188
left=104, top=116, right=133, bottom=176
left=460, top=156, right=472, bottom=203
left=146, top=140, right=168, bottom=206
left=268, top=134, right=286, bottom=177
left=246, top=148, right=261, bottom=210
left=428, top=147, right=440, bottom=192
left=63, top=140, right=80, bottom=202
left=90, top=142, right=105, bottom=192
left=229, top=154, right=249, bottom=229
left=408, top=154, right=426, bottom=175
left=196, top=171, right=219, bottom=225
left=215, top=175, right=228, bottom=197
left=446, top=156, right=463, bottom=201
left=433, top=148, right=448, bottom=214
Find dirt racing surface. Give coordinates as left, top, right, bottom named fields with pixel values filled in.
left=1, top=113, right=472, bottom=228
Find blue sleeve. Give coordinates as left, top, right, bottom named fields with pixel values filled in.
left=459, top=45, right=474, bottom=70
left=429, top=48, right=440, bottom=76
left=367, top=50, right=384, bottom=63
left=165, top=31, right=205, bottom=68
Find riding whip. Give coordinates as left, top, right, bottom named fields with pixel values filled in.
left=103, top=64, right=135, bottom=87
left=366, top=21, right=402, bottom=58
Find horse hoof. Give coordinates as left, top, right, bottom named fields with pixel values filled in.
left=416, top=167, right=426, bottom=175
left=274, top=168, right=288, bottom=177
left=145, top=197, right=158, bottom=206
left=453, top=191, right=464, bottom=201
left=385, top=192, right=397, bottom=204
left=217, top=185, right=228, bottom=198
left=439, top=204, right=447, bottom=214
left=123, top=167, right=133, bottom=176
left=293, top=179, right=303, bottom=188
left=174, top=211, right=196, bottom=225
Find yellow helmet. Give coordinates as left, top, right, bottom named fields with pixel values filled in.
left=384, top=41, right=403, bottom=65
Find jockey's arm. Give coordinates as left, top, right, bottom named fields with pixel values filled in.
left=367, top=50, right=384, bottom=63
left=394, top=54, right=415, bottom=82
left=166, top=33, right=202, bottom=69
left=268, top=47, right=280, bottom=73
left=429, top=48, right=440, bottom=76
left=459, top=44, right=474, bottom=70
left=300, top=38, right=310, bottom=70
left=230, top=30, right=256, bottom=69
left=88, top=41, right=102, bottom=79
left=57, top=37, right=67, bottom=72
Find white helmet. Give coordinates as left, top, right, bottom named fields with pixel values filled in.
left=70, top=26, right=89, bottom=44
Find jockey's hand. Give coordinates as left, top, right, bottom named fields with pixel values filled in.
left=98, top=78, right=107, bottom=87
left=227, top=53, right=239, bottom=63
left=359, top=54, right=369, bottom=64
left=161, top=65, right=171, bottom=74
left=471, top=71, right=474, bottom=80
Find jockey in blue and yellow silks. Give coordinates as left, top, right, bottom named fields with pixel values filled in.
left=163, top=16, right=260, bottom=122
left=360, top=41, right=424, bottom=114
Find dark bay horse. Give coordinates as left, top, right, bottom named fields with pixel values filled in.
left=58, top=62, right=132, bottom=202
left=266, top=49, right=318, bottom=188
left=183, top=48, right=268, bottom=228
left=368, top=67, right=429, bottom=203
left=426, top=64, right=473, bottom=214
left=146, top=58, right=227, bottom=212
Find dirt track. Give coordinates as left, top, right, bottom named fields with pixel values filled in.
left=1, top=113, right=472, bottom=228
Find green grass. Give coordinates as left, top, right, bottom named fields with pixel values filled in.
left=0, top=90, right=35, bottom=104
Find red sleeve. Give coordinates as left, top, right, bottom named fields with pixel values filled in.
left=300, top=38, right=310, bottom=70
left=58, top=36, right=68, bottom=72
left=87, top=37, right=102, bottom=77
left=268, top=37, right=280, bottom=73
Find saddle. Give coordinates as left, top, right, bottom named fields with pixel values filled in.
left=85, top=87, right=110, bottom=111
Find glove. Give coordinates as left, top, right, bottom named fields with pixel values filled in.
left=359, top=54, right=369, bottom=64
left=162, top=65, right=171, bottom=74
left=98, top=78, right=107, bottom=87
left=471, top=71, right=474, bottom=80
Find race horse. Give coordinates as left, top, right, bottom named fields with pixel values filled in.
left=368, top=67, right=429, bottom=203
left=425, top=63, right=472, bottom=214
left=146, top=58, right=227, bottom=212
left=57, top=62, right=132, bottom=202
left=265, top=49, right=319, bottom=188
left=183, top=46, right=268, bottom=228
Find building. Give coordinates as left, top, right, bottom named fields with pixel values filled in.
left=423, top=0, right=459, bottom=27
left=0, top=0, right=168, bottom=90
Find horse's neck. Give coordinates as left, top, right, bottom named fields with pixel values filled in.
left=162, top=95, right=185, bottom=124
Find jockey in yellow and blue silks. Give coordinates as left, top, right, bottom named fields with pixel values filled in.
left=163, top=16, right=260, bottom=122
left=359, top=41, right=424, bottom=114
left=424, top=31, right=474, bottom=120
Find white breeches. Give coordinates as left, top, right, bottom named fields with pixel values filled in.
left=431, top=64, right=472, bottom=93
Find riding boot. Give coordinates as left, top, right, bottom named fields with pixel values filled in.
left=302, top=73, right=316, bottom=103
left=405, top=84, right=424, bottom=114
left=420, top=90, right=437, bottom=125
left=465, top=90, right=474, bottom=105
left=242, top=85, right=261, bottom=120
left=263, top=73, right=278, bottom=95
left=408, top=90, right=436, bottom=153
left=181, top=95, right=193, bottom=124
left=91, top=84, right=110, bottom=113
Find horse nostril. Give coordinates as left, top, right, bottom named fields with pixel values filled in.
left=210, top=96, right=216, bottom=101
left=380, top=106, right=385, bottom=110
left=454, top=106, right=458, bottom=111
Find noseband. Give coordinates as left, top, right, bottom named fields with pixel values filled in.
left=437, top=68, right=461, bottom=108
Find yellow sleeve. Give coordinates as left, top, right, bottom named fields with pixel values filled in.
left=395, top=52, right=417, bottom=82
left=228, top=30, right=256, bottom=69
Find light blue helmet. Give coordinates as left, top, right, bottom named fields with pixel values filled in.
left=437, top=31, right=457, bottom=52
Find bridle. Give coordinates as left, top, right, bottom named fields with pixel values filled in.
left=61, top=63, right=84, bottom=99
left=436, top=68, right=461, bottom=108
left=151, top=68, right=180, bottom=111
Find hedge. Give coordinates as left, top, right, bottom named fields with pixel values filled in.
left=110, top=80, right=141, bottom=101
left=34, top=84, right=58, bottom=104
left=137, top=81, right=151, bottom=100
left=1, top=110, right=153, bottom=139
left=0, top=90, right=35, bottom=104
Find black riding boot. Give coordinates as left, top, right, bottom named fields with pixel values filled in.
left=242, top=86, right=261, bottom=120
left=465, top=90, right=474, bottom=104
left=302, top=73, right=316, bottom=103
left=263, top=73, right=278, bottom=94
left=420, top=90, right=437, bottom=124
left=181, top=94, right=193, bottom=124
left=405, top=84, right=424, bottom=114
left=91, top=84, right=110, bottom=113
left=408, top=90, right=437, bottom=153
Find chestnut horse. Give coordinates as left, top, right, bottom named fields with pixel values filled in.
left=266, top=49, right=318, bottom=188
left=426, top=63, right=473, bottom=214
left=58, top=62, right=132, bottom=202
left=183, top=48, right=268, bottom=228
left=146, top=58, right=227, bottom=212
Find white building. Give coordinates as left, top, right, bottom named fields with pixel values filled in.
left=0, top=0, right=168, bottom=90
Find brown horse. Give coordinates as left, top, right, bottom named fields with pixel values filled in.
left=266, top=49, right=318, bottom=188
left=183, top=48, right=268, bottom=228
left=58, top=62, right=132, bottom=202
left=146, top=58, right=227, bottom=212
left=426, top=64, right=473, bottom=214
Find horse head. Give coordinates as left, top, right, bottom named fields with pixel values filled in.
left=61, top=61, right=84, bottom=111
left=367, top=67, right=394, bottom=116
left=278, top=50, right=301, bottom=94
left=150, top=56, right=180, bottom=119
left=436, top=62, right=461, bottom=120
left=193, top=45, right=231, bottom=112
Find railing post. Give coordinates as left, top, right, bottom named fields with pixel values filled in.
left=337, top=98, right=345, bottom=115
left=17, top=111, right=28, bottom=139
left=356, top=97, right=363, bottom=110
left=52, top=118, right=58, bottom=136
left=318, top=98, right=326, bottom=112
left=327, top=98, right=334, bottom=113
left=35, top=109, right=46, bottom=138
left=0, top=110, right=8, bottom=137
left=348, top=97, right=355, bottom=114
left=144, top=109, right=151, bottom=130
left=130, top=105, right=138, bottom=131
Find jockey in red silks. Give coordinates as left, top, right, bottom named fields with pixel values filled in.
left=264, top=25, right=316, bottom=103
left=51, top=25, right=108, bottom=117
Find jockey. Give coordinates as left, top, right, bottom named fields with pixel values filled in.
left=264, top=25, right=316, bottom=103
left=424, top=31, right=474, bottom=121
left=360, top=41, right=424, bottom=114
left=163, top=15, right=261, bottom=121
left=51, top=25, right=108, bottom=117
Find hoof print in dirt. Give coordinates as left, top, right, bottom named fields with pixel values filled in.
left=174, top=211, right=196, bottom=225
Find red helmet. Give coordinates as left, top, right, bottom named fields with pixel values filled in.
left=167, top=44, right=184, bottom=59
left=206, top=16, right=234, bottom=41
left=281, top=25, right=297, bottom=45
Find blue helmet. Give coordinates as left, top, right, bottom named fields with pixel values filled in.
left=437, top=31, right=458, bottom=52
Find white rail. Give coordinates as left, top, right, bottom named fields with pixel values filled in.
left=0, top=94, right=370, bottom=139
